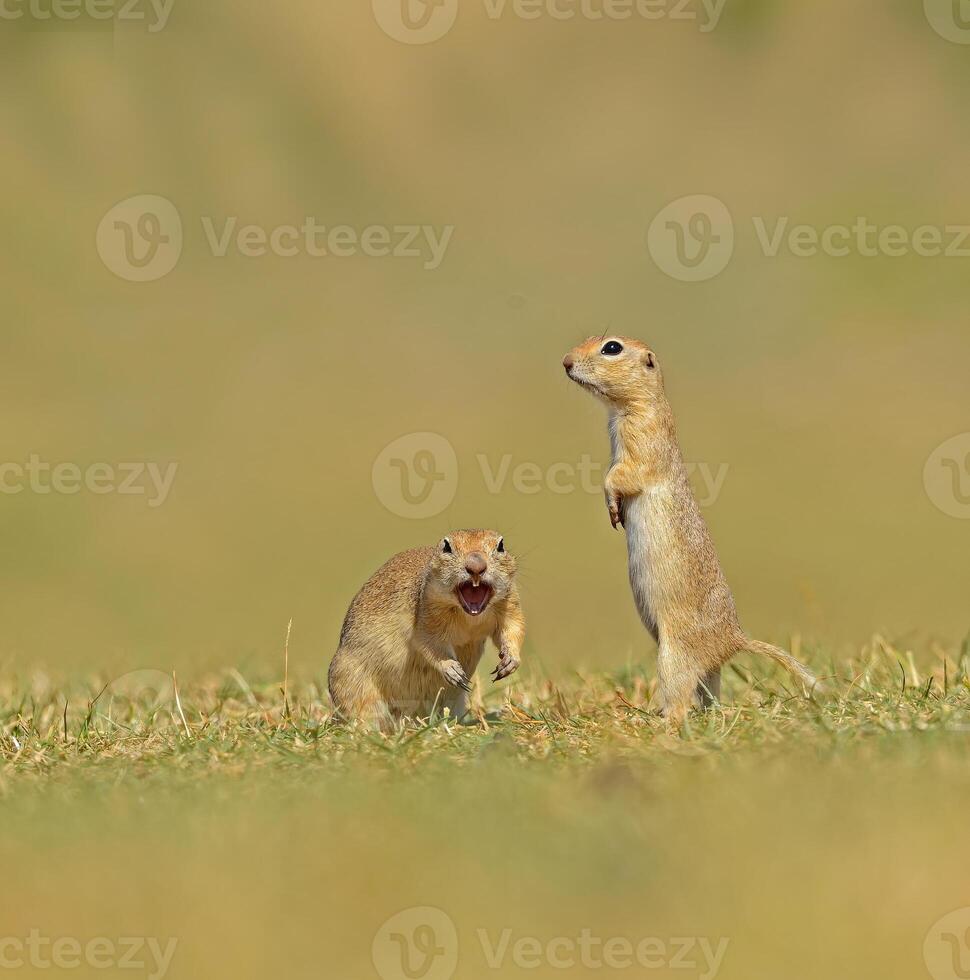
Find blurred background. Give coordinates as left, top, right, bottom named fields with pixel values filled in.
left=2, top=3, right=970, bottom=980
left=0, top=0, right=968, bottom=680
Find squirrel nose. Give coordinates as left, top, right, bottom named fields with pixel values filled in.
left=562, top=354, right=574, bottom=373
left=465, top=553, right=487, bottom=577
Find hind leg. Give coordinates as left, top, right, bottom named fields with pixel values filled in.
left=696, top=668, right=721, bottom=708
left=337, top=682, right=397, bottom=732
left=329, top=652, right=396, bottom=732
left=436, top=688, right=469, bottom=723
left=658, top=644, right=719, bottom=727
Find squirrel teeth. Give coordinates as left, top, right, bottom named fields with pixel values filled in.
left=458, top=581, right=492, bottom=616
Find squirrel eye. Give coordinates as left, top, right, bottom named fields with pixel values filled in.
left=496, top=538, right=505, bottom=553
left=442, top=539, right=452, bottom=554
left=601, top=341, right=624, bottom=356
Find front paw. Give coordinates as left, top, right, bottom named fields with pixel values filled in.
left=441, top=660, right=472, bottom=693
left=491, top=653, right=520, bottom=683
left=606, top=491, right=624, bottom=530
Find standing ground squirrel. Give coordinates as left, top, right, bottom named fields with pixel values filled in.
left=328, top=529, right=525, bottom=729
left=563, top=336, right=820, bottom=724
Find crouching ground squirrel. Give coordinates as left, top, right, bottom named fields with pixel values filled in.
left=563, top=336, right=820, bottom=724
left=328, top=529, right=525, bottom=729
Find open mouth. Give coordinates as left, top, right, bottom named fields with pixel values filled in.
left=457, top=581, right=493, bottom=616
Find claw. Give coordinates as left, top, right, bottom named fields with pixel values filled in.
left=442, top=660, right=472, bottom=692
left=492, top=656, right=520, bottom=683
left=608, top=500, right=622, bottom=530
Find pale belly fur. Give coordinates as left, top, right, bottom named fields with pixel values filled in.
left=625, top=482, right=692, bottom=638
left=623, top=491, right=658, bottom=639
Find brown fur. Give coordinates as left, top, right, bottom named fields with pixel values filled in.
left=328, top=530, right=525, bottom=730
left=563, top=336, right=820, bottom=725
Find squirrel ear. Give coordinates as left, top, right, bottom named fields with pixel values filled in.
left=644, top=351, right=656, bottom=370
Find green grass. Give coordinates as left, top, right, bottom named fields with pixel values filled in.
left=2, top=639, right=969, bottom=980
left=3, top=636, right=968, bottom=781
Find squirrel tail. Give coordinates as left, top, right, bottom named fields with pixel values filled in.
left=741, top=638, right=825, bottom=695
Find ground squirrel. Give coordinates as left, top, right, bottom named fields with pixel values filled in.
left=328, top=529, right=525, bottom=729
left=563, top=336, right=820, bottom=723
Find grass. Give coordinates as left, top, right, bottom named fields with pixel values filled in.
left=2, top=638, right=969, bottom=980
left=2, top=635, right=968, bottom=783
